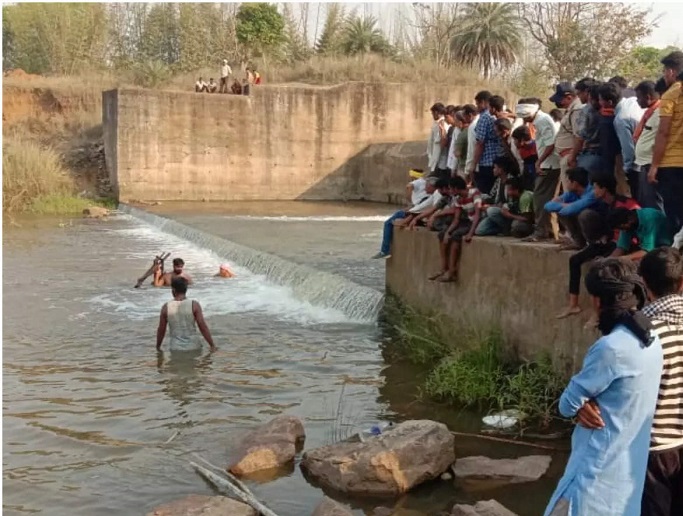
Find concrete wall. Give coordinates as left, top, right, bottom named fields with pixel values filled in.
left=103, top=83, right=515, bottom=202
left=386, top=228, right=594, bottom=372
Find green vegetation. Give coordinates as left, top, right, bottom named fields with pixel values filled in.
left=383, top=299, right=567, bottom=432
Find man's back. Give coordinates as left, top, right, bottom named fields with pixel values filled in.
left=165, top=299, right=198, bottom=351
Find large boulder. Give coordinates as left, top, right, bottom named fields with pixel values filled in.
left=146, top=494, right=256, bottom=516
left=311, top=496, right=354, bottom=516
left=451, top=500, right=518, bottom=516
left=301, top=420, right=455, bottom=496
left=228, top=415, right=305, bottom=476
left=452, top=455, right=551, bottom=484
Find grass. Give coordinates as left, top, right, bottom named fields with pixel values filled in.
left=2, top=138, right=112, bottom=215
left=383, top=299, right=567, bottom=432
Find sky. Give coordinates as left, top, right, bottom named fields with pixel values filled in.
left=292, top=2, right=682, bottom=50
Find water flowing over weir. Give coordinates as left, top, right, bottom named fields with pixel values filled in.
left=119, top=204, right=385, bottom=323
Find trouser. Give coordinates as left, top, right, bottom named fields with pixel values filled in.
left=567, top=209, right=613, bottom=295
left=474, top=166, right=495, bottom=195
left=220, top=76, right=229, bottom=93
left=558, top=214, right=586, bottom=248
left=626, top=168, right=639, bottom=200
left=533, top=168, right=561, bottom=239
left=656, top=167, right=683, bottom=236
left=475, top=207, right=510, bottom=236
left=243, top=84, right=250, bottom=96
left=380, top=210, right=407, bottom=255
left=577, top=151, right=604, bottom=175
left=639, top=164, right=664, bottom=210
left=614, top=153, right=633, bottom=197
left=641, top=445, right=683, bottom=516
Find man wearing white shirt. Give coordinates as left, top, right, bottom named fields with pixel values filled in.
left=427, top=103, right=450, bottom=179
left=463, top=104, right=480, bottom=184
left=195, top=77, right=208, bottom=93
left=445, top=105, right=461, bottom=175
left=373, top=172, right=433, bottom=259
left=219, top=59, right=232, bottom=93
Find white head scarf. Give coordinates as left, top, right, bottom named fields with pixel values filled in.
left=515, top=103, right=540, bottom=119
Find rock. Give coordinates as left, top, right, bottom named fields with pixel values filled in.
left=228, top=415, right=305, bottom=476
left=311, top=496, right=354, bottom=516
left=452, top=455, right=551, bottom=484
left=451, top=500, right=518, bottom=516
left=146, top=494, right=257, bottom=516
left=441, top=471, right=453, bottom=481
left=82, top=206, right=109, bottom=218
left=301, top=419, right=455, bottom=496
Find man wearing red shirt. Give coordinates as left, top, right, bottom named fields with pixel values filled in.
left=557, top=171, right=640, bottom=319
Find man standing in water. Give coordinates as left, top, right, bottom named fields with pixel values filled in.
left=156, top=277, right=216, bottom=352
left=153, top=257, right=193, bottom=287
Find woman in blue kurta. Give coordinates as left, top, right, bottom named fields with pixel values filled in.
left=544, top=259, right=663, bottom=516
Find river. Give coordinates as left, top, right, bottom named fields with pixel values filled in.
left=3, top=202, right=564, bottom=515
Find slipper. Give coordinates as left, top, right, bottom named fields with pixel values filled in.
left=428, top=271, right=446, bottom=281
left=438, top=274, right=457, bottom=283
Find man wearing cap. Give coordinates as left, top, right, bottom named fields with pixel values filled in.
left=373, top=169, right=431, bottom=259
left=551, top=82, right=584, bottom=194
left=219, top=59, right=232, bottom=94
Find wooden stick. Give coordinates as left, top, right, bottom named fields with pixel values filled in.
left=189, top=461, right=280, bottom=516
left=191, top=454, right=253, bottom=498
left=450, top=431, right=569, bottom=452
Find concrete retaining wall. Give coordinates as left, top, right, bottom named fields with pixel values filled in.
left=103, top=83, right=515, bottom=202
left=386, top=228, right=594, bottom=371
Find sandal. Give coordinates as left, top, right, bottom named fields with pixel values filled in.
left=438, top=274, right=457, bottom=283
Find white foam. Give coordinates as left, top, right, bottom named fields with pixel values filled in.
left=91, top=223, right=364, bottom=326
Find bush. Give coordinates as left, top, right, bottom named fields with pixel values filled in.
left=2, top=139, right=72, bottom=212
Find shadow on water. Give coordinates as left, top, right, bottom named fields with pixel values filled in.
left=156, top=350, right=213, bottom=421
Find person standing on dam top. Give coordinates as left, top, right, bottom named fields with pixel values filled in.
left=219, top=59, right=232, bottom=93
left=156, top=277, right=216, bottom=353
left=427, top=102, right=450, bottom=180
left=154, top=257, right=194, bottom=287
left=373, top=170, right=432, bottom=259
left=543, top=259, right=662, bottom=516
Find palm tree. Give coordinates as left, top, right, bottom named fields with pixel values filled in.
left=450, top=3, right=522, bottom=78
left=340, top=15, right=392, bottom=57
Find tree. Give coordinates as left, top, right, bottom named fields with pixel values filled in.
left=450, top=3, right=522, bottom=78
left=411, top=3, right=461, bottom=67
left=281, top=3, right=312, bottom=63
left=340, top=15, right=393, bottom=57
left=315, top=3, right=345, bottom=55
left=235, top=3, right=285, bottom=60
left=520, top=2, right=654, bottom=81
left=616, top=45, right=683, bottom=84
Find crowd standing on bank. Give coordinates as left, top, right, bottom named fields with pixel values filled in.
left=374, top=51, right=683, bottom=516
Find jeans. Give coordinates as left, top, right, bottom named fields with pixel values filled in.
left=475, top=207, right=510, bottom=236
left=641, top=445, right=683, bottom=516
left=380, top=210, right=407, bottom=254
left=577, top=151, right=605, bottom=175
left=475, top=166, right=495, bottom=195
left=638, top=164, right=664, bottom=210
left=655, top=167, right=683, bottom=236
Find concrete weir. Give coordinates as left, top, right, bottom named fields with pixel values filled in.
left=386, top=227, right=594, bottom=372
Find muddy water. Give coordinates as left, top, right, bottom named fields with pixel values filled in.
left=3, top=205, right=564, bottom=516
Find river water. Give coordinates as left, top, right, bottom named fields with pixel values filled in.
left=3, top=203, right=564, bottom=515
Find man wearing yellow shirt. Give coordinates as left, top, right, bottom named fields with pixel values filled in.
left=649, top=51, right=683, bottom=237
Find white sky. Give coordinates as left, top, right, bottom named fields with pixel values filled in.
left=293, top=2, right=682, bottom=49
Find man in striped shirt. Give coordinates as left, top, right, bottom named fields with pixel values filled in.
left=639, top=247, right=683, bottom=516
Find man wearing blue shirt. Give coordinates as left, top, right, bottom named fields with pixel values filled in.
left=543, top=167, right=599, bottom=250
left=469, top=90, right=503, bottom=194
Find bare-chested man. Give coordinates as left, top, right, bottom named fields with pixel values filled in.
left=153, top=257, right=193, bottom=287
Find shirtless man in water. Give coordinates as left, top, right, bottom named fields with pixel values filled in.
left=153, top=258, right=193, bottom=287
left=156, top=277, right=215, bottom=352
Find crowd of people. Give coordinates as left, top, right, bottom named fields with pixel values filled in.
left=194, top=59, right=261, bottom=96
left=375, top=51, right=683, bottom=295
left=374, top=50, right=683, bottom=516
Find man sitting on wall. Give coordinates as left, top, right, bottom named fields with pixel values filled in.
left=373, top=169, right=430, bottom=259
left=195, top=77, right=208, bottom=93
left=429, top=176, right=483, bottom=283
left=609, top=207, right=673, bottom=261
left=206, top=78, right=218, bottom=93
left=475, top=177, right=534, bottom=237
left=406, top=178, right=452, bottom=230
